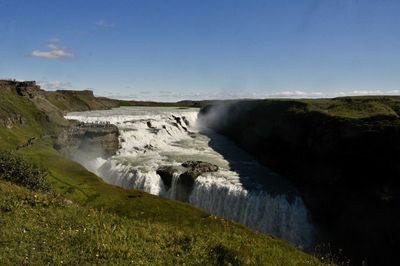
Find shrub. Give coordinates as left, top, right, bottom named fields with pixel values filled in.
left=208, top=244, right=243, bottom=266
left=0, top=150, right=49, bottom=191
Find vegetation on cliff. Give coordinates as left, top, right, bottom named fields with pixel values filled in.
left=0, top=151, right=49, bottom=192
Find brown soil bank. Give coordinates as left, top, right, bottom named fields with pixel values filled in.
left=199, top=97, right=400, bottom=265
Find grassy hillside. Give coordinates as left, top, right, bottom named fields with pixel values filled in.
left=0, top=178, right=324, bottom=265
left=45, top=90, right=120, bottom=112
left=0, top=82, right=324, bottom=264
left=0, top=87, right=47, bottom=145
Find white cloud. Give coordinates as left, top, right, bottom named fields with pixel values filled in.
left=48, top=37, right=62, bottom=42
left=31, top=49, right=74, bottom=59
left=47, top=44, right=64, bottom=50
left=94, top=20, right=115, bottom=28
left=31, top=40, right=74, bottom=60
left=266, top=91, right=325, bottom=98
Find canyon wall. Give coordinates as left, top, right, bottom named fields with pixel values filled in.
left=199, top=98, right=400, bottom=265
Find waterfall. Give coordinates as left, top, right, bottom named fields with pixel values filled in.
left=165, top=172, right=182, bottom=199
left=66, top=106, right=315, bottom=249
left=189, top=173, right=312, bottom=248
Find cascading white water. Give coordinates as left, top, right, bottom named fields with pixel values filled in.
left=66, top=106, right=314, bottom=249
left=190, top=173, right=312, bottom=247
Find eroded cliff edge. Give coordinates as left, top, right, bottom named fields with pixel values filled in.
left=55, top=122, right=120, bottom=161
left=199, top=97, right=400, bottom=265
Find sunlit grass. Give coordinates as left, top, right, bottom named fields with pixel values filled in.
left=0, top=179, right=324, bottom=265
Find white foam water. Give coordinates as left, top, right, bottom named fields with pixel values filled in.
left=66, top=106, right=314, bottom=249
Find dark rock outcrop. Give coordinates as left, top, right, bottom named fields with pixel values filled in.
left=16, top=82, right=45, bottom=99
left=172, top=115, right=188, bottom=131
left=182, top=161, right=219, bottom=172
left=55, top=122, right=120, bottom=160
left=0, top=80, right=44, bottom=99
left=157, top=161, right=219, bottom=202
left=199, top=98, right=400, bottom=265
left=178, top=161, right=218, bottom=189
left=16, top=137, right=36, bottom=150
left=178, top=161, right=218, bottom=201
left=0, top=114, right=27, bottom=128
left=182, top=116, right=190, bottom=126
left=181, top=161, right=219, bottom=184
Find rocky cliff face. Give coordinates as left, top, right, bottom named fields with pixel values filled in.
left=0, top=80, right=46, bottom=99
left=0, top=114, right=26, bottom=128
left=0, top=80, right=122, bottom=131
left=199, top=98, right=400, bottom=265
left=0, top=80, right=46, bottom=129
left=55, top=122, right=120, bottom=161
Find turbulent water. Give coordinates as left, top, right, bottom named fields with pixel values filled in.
left=66, top=107, right=314, bottom=249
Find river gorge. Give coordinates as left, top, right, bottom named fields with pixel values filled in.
left=65, top=107, right=315, bottom=250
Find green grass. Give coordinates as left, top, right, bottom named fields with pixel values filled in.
left=0, top=85, right=325, bottom=265
left=301, top=97, right=400, bottom=119
left=0, top=90, right=45, bottom=134
left=0, top=180, right=323, bottom=265
left=265, top=96, right=400, bottom=119
left=45, top=91, right=118, bottom=112
left=0, top=89, right=48, bottom=148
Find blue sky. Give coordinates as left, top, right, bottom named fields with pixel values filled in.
left=1, top=0, right=400, bottom=101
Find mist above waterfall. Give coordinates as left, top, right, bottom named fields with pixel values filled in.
left=65, top=106, right=315, bottom=249
left=71, top=140, right=107, bottom=166
left=197, top=102, right=234, bottom=131
left=197, top=100, right=257, bottom=131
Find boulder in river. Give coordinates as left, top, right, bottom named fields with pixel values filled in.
left=156, top=161, right=219, bottom=202
left=180, top=161, right=219, bottom=186
left=182, top=160, right=219, bottom=173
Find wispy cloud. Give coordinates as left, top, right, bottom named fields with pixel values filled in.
left=48, top=37, right=62, bottom=42
left=31, top=39, right=74, bottom=60
left=47, top=44, right=62, bottom=49
left=31, top=49, right=74, bottom=60
left=266, top=90, right=326, bottom=98
left=94, top=19, right=115, bottom=28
